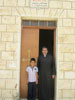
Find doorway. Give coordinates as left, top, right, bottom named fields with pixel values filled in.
left=39, top=29, right=55, bottom=100
left=20, top=25, right=56, bottom=99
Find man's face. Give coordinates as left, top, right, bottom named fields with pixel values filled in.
left=42, top=48, right=48, bottom=55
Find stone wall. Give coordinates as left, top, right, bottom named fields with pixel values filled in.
left=0, top=0, right=75, bottom=100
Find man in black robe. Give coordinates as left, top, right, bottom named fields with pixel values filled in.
left=37, top=46, right=56, bottom=100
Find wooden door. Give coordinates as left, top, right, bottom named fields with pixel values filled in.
left=20, top=27, right=39, bottom=98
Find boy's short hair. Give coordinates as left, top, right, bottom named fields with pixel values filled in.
left=30, top=58, right=36, bottom=62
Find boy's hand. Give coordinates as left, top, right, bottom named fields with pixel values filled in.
left=36, top=80, right=38, bottom=84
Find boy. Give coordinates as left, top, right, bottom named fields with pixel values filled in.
left=26, top=58, right=38, bottom=100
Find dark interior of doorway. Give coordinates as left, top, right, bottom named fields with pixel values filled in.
left=39, top=29, right=54, bottom=56
left=39, top=29, right=55, bottom=100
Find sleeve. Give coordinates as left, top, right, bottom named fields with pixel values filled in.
left=36, top=67, right=38, bottom=72
left=26, top=67, right=29, bottom=72
left=52, top=57, right=56, bottom=75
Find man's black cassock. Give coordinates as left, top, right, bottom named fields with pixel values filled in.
left=37, top=54, right=56, bottom=100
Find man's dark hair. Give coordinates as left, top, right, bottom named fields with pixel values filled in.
left=30, top=58, right=36, bottom=62
left=42, top=46, right=48, bottom=50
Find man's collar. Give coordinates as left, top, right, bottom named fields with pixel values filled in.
left=42, top=53, right=47, bottom=57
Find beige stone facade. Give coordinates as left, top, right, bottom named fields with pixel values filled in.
left=0, top=0, right=75, bottom=100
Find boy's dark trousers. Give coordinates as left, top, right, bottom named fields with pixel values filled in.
left=28, top=82, right=36, bottom=100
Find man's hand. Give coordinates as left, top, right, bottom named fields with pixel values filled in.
left=52, top=75, right=56, bottom=79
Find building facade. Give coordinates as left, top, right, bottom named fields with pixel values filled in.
left=0, top=0, right=75, bottom=100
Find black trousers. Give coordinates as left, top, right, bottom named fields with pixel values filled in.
left=28, top=82, right=36, bottom=100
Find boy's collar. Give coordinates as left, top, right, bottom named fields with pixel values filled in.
left=29, top=66, right=35, bottom=68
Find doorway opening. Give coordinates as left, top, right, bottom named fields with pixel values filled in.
left=39, top=29, right=54, bottom=56
left=39, top=29, right=55, bottom=100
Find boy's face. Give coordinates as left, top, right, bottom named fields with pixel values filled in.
left=30, top=61, right=36, bottom=67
